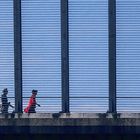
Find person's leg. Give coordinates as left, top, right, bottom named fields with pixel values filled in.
left=32, top=108, right=36, bottom=113
left=29, top=107, right=36, bottom=113
left=2, top=106, right=8, bottom=113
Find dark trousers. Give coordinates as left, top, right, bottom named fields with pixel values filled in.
left=1, top=105, right=9, bottom=113
left=28, top=107, right=36, bottom=113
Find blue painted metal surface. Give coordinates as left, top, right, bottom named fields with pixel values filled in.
left=0, top=0, right=14, bottom=112
left=21, top=0, right=61, bottom=112
left=117, top=0, right=140, bottom=112
left=69, top=0, right=109, bottom=112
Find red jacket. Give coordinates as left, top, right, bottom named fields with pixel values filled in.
left=24, top=95, right=36, bottom=113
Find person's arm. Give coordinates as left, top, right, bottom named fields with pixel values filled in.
left=8, top=102, right=14, bottom=108
left=36, top=103, right=41, bottom=107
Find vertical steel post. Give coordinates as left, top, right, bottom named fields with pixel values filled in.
left=108, top=0, right=116, bottom=113
left=61, top=0, right=69, bottom=113
left=13, top=0, right=22, bottom=113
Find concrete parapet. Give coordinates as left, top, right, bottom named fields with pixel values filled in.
left=0, top=113, right=140, bottom=134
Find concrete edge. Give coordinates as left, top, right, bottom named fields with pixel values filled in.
left=0, top=113, right=140, bottom=119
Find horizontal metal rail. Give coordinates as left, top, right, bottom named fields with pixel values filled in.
left=2, top=97, right=140, bottom=99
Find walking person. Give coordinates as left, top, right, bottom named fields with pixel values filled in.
left=24, top=90, right=40, bottom=113
left=1, top=88, right=14, bottom=113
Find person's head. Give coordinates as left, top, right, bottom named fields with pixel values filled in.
left=2, top=88, right=8, bottom=95
left=32, top=89, right=38, bottom=97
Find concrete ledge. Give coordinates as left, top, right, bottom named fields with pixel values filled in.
left=0, top=113, right=140, bottom=134
left=0, top=113, right=140, bottom=126
left=0, top=112, right=140, bottom=119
